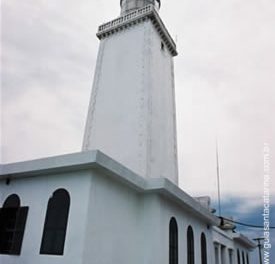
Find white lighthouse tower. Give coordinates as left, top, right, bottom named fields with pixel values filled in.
left=82, top=0, right=179, bottom=184
left=0, top=2, right=256, bottom=263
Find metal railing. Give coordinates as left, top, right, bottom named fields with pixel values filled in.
left=98, top=5, right=153, bottom=32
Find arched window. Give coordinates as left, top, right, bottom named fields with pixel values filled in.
left=169, top=217, right=178, bottom=264
left=201, top=233, right=207, bottom=264
left=237, top=249, right=241, bottom=264
left=3, top=194, right=20, bottom=207
left=0, top=194, right=28, bottom=255
left=187, top=226, right=195, bottom=264
left=40, top=189, right=70, bottom=255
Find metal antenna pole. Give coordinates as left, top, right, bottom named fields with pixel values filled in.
left=216, top=139, right=221, bottom=216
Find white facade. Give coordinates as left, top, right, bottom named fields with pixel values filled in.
left=0, top=159, right=92, bottom=264
left=82, top=5, right=178, bottom=185
left=0, top=151, right=254, bottom=264
left=212, top=227, right=254, bottom=264
left=0, top=1, right=256, bottom=264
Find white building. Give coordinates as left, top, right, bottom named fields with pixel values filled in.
left=0, top=1, right=255, bottom=264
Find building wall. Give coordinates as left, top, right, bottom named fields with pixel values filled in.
left=0, top=171, right=92, bottom=264
left=0, top=167, right=252, bottom=264
left=82, top=169, right=213, bottom=264
left=156, top=195, right=214, bottom=264
left=212, top=227, right=251, bottom=264
left=147, top=21, right=178, bottom=184
left=82, top=170, right=144, bottom=264
left=82, top=18, right=178, bottom=185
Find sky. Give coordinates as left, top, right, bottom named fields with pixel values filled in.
left=1, top=0, right=274, bottom=261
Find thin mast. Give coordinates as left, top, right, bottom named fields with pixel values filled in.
left=216, top=139, right=222, bottom=216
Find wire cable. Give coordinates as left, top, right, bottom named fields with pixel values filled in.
left=220, top=217, right=275, bottom=229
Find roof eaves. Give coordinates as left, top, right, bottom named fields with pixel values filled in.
left=145, top=178, right=220, bottom=226
left=0, top=151, right=98, bottom=179
left=233, top=233, right=257, bottom=249
left=0, top=150, right=220, bottom=226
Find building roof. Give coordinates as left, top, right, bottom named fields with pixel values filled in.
left=1, top=150, right=218, bottom=225
left=213, top=226, right=256, bottom=250
left=233, top=233, right=257, bottom=250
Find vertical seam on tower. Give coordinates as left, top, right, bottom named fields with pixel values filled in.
left=82, top=40, right=106, bottom=150
left=138, top=21, right=146, bottom=172
left=171, top=58, right=179, bottom=183
left=146, top=21, right=153, bottom=178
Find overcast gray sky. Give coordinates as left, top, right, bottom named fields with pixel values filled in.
left=1, top=0, right=274, bottom=206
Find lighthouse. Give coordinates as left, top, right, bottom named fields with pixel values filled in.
left=0, top=1, right=256, bottom=263
left=82, top=0, right=179, bottom=184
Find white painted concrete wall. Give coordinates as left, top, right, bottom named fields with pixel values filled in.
left=0, top=171, right=92, bottom=264
left=0, top=168, right=211, bottom=264
left=155, top=195, right=214, bottom=264
left=82, top=169, right=143, bottom=264
left=82, top=169, right=212, bottom=264
left=0, top=163, right=253, bottom=264
left=213, top=227, right=251, bottom=264
left=82, top=19, right=178, bottom=185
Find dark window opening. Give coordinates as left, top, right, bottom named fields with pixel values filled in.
left=40, top=189, right=70, bottom=255
left=5, top=178, right=11, bottom=185
left=214, top=245, right=219, bottom=264
left=169, top=217, right=178, bottom=264
left=228, top=249, right=234, bottom=264
left=0, top=194, right=28, bottom=255
left=187, top=226, right=195, bottom=264
left=156, top=0, right=161, bottom=8
left=237, top=249, right=241, bottom=264
left=201, top=233, right=207, bottom=264
left=161, top=42, right=165, bottom=51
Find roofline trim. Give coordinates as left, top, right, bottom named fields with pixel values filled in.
left=233, top=233, right=257, bottom=249
left=97, top=5, right=177, bottom=56
left=1, top=150, right=218, bottom=225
